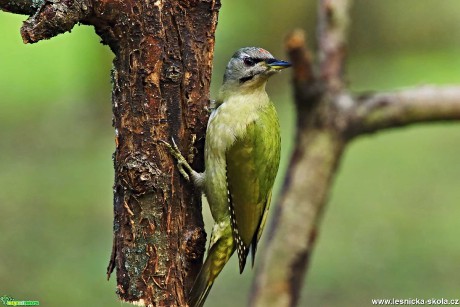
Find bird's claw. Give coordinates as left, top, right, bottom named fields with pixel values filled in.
left=159, top=138, right=191, bottom=182
left=177, top=161, right=190, bottom=182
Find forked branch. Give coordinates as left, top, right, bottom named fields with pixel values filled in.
left=250, top=0, right=460, bottom=306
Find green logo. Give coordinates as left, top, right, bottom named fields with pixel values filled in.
left=0, top=295, right=39, bottom=306
left=0, top=297, right=13, bottom=305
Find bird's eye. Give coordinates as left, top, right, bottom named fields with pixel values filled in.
left=243, top=57, right=256, bottom=66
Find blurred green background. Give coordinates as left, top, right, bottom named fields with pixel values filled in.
left=1, top=0, right=460, bottom=306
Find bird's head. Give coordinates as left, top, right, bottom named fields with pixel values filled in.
left=222, top=47, right=291, bottom=89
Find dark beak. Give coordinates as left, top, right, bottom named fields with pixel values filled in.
left=267, top=59, right=291, bottom=70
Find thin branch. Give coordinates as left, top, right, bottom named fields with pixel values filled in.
left=317, top=0, right=351, bottom=92
left=348, top=86, right=460, bottom=137
left=0, top=0, right=42, bottom=15
left=286, top=30, right=315, bottom=86
left=285, top=30, right=322, bottom=115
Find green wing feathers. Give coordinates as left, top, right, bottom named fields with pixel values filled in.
left=226, top=103, right=281, bottom=273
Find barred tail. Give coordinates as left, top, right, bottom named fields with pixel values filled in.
left=188, top=234, right=235, bottom=307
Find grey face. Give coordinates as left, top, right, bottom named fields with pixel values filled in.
left=223, top=47, right=290, bottom=85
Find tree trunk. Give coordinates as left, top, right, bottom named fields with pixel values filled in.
left=106, top=2, right=220, bottom=306
left=0, top=0, right=221, bottom=305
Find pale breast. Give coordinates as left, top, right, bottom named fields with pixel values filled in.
left=206, top=94, right=264, bottom=158
left=203, top=93, right=267, bottom=221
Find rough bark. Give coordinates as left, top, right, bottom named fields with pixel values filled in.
left=106, top=2, right=220, bottom=306
left=0, top=0, right=41, bottom=15
left=1, top=0, right=220, bottom=306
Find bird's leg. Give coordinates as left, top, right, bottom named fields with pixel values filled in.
left=160, top=138, right=206, bottom=191
left=160, top=138, right=194, bottom=181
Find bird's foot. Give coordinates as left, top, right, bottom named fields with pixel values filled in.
left=159, top=138, right=193, bottom=182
